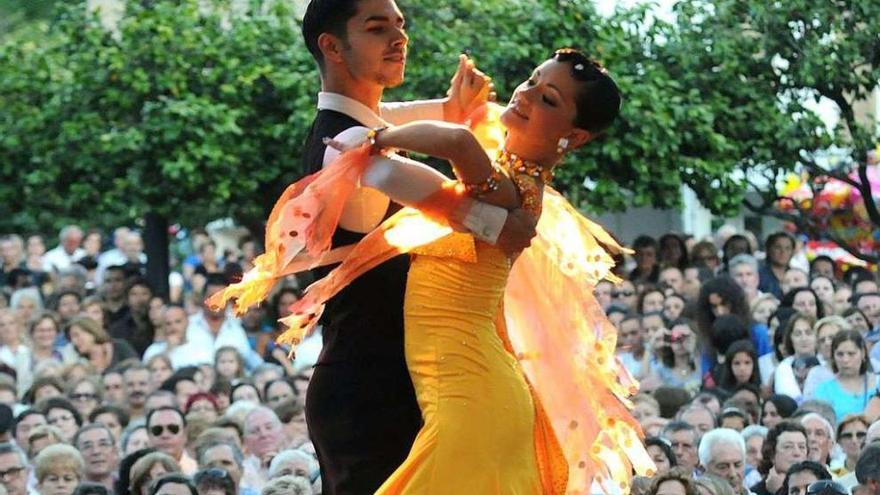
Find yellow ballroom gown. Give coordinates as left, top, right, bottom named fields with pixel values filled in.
left=377, top=241, right=543, bottom=494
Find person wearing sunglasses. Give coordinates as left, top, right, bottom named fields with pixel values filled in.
left=832, top=414, right=869, bottom=477
left=146, top=407, right=194, bottom=475
left=0, top=442, right=29, bottom=495
left=193, top=468, right=236, bottom=495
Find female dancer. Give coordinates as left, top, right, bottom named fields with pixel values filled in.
left=212, top=49, right=652, bottom=493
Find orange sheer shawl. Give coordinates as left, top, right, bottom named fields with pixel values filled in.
left=208, top=104, right=654, bottom=493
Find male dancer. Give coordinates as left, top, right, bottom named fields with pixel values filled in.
left=300, top=0, right=538, bottom=493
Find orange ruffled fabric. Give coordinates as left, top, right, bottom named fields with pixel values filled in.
left=208, top=104, right=654, bottom=492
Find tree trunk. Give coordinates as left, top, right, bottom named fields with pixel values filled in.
left=144, top=211, right=170, bottom=299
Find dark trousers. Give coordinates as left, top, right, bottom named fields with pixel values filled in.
left=306, top=360, right=422, bottom=495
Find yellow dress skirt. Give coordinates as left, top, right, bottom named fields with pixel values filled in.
left=377, top=242, right=543, bottom=494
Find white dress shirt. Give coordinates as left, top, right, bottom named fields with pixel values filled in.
left=186, top=311, right=263, bottom=370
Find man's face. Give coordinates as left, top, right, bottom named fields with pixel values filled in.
left=15, top=413, right=46, bottom=447
left=201, top=445, right=242, bottom=486
left=163, top=307, right=189, bottom=344
left=94, top=412, right=123, bottom=442
left=782, top=269, right=809, bottom=295
left=128, top=285, right=153, bottom=314
left=667, top=429, right=699, bottom=471
left=336, top=0, right=408, bottom=89
left=103, top=372, right=126, bottom=404
left=77, top=428, right=118, bottom=479
left=659, top=268, right=684, bottom=295
left=617, top=319, right=642, bottom=353
left=681, top=408, right=714, bottom=435
left=787, top=471, right=819, bottom=495
left=811, top=260, right=834, bottom=280
left=768, top=237, right=794, bottom=266
left=593, top=282, right=613, bottom=310
left=174, top=379, right=199, bottom=408
left=148, top=410, right=187, bottom=460
left=857, top=294, right=880, bottom=326
left=802, top=417, right=832, bottom=463
left=102, top=270, right=126, bottom=300
left=705, top=442, right=745, bottom=491
left=124, top=369, right=151, bottom=407
left=0, top=452, right=28, bottom=495
left=731, top=263, right=759, bottom=295
left=244, top=410, right=284, bottom=458
left=62, top=231, right=82, bottom=254
left=774, top=431, right=808, bottom=473
left=745, top=435, right=763, bottom=468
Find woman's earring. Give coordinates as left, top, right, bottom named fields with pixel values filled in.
left=556, top=137, right=569, bottom=154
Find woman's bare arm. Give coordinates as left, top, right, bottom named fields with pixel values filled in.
left=373, top=121, right=519, bottom=210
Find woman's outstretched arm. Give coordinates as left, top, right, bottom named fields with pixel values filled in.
left=373, top=121, right=520, bottom=210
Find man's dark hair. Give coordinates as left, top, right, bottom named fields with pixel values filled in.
left=73, top=483, right=112, bottom=495
left=765, top=231, right=796, bottom=252
left=760, top=420, right=807, bottom=475
left=89, top=404, right=130, bottom=429
left=632, top=235, right=657, bottom=251
left=72, top=423, right=114, bottom=448
left=302, top=0, right=362, bottom=70
left=115, top=447, right=156, bottom=495
left=780, top=460, right=831, bottom=495
left=551, top=48, right=621, bottom=134
left=124, top=276, right=152, bottom=295
left=809, top=255, right=834, bottom=275
left=645, top=436, right=677, bottom=467
left=37, top=397, right=83, bottom=427
left=12, top=409, right=45, bottom=436
left=855, top=443, right=880, bottom=485
left=145, top=406, right=187, bottom=429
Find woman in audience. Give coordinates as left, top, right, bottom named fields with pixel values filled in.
left=717, top=339, right=760, bottom=393
left=65, top=317, right=137, bottom=373
left=832, top=414, right=868, bottom=476
left=214, top=347, right=245, bottom=382
left=649, top=468, right=699, bottom=495
left=644, top=437, right=677, bottom=475
left=781, top=287, right=825, bottom=319
left=803, top=315, right=850, bottom=399
left=761, top=394, right=797, bottom=430
left=67, top=376, right=103, bottom=419
left=29, top=311, right=66, bottom=367
left=130, top=452, right=182, bottom=495
left=653, top=318, right=702, bottom=394
left=38, top=397, right=82, bottom=442
left=773, top=312, right=817, bottom=401
left=814, top=330, right=876, bottom=421
left=34, top=443, right=85, bottom=495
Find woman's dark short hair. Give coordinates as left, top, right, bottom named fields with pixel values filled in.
left=644, top=436, right=677, bottom=467
left=760, top=420, right=807, bottom=475
left=552, top=48, right=621, bottom=134
left=779, top=460, right=831, bottom=495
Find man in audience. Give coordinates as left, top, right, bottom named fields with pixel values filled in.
left=123, top=364, right=152, bottom=419
left=698, top=427, right=748, bottom=494
left=74, top=424, right=118, bottom=492
left=147, top=406, right=195, bottom=474
left=661, top=421, right=700, bottom=473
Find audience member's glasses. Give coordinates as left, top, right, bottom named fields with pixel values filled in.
left=150, top=424, right=181, bottom=436
left=194, top=468, right=230, bottom=482
left=612, top=290, right=634, bottom=298
left=49, top=414, right=74, bottom=424
left=838, top=431, right=867, bottom=440
left=0, top=466, right=24, bottom=480
left=70, top=393, right=97, bottom=401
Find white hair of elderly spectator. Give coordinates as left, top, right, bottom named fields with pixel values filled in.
left=813, top=315, right=851, bottom=334
left=800, top=412, right=835, bottom=441
left=866, top=419, right=880, bottom=443
left=698, top=427, right=745, bottom=467
left=261, top=474, right=312, bottom=495
left=58, top=225, right=83, bottom=241
left=740, top=425, right=768, bottom=443
left=10, top=287, right=43, bottom=311
left=244, top=406, right=282, bottom=430
left=223, top=400, right=259, bottom=426
left=728, top=253, right=759, bottom=272
left=267, top=449, right=319, bottom=479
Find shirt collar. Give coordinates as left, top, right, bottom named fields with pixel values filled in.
left=317, top=92, right=387, bottom=128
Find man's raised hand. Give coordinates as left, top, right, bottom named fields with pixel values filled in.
left=444, top=54, right=494, bottom=123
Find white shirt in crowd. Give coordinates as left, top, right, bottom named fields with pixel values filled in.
left=186, top=311, right=263, bottom=370
left=41, top=245, right=85, bottom=273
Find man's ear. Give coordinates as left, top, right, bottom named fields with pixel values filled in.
left=317, top=33, right=345, bottom=65
left=566, top=128, right=593, bottom=151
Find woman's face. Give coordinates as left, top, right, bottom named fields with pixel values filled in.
left=216, top=352, right=240, bottom=378
left=35, top=384, right=62, bottom=402
left=793, top=291, right=818, bottom=318
left=32, top=317, right=59, bottom=349
left=817, top=324, right=841, bottom=361
left=752, top=300, right=778, bottom=326
left=834, top=340, right=864, bottom=377
left=124, top=427, right=150, bottom=456
left=500, top=58, right=585, bottom=158
left=646, top=445, right=671, bottom=474
left=811, top=278, right=834, bottom=305
left=0, top=313, right=20, bottom=345
left=277, top=292, right=300, bottom=320
left=838, top=420, right=867, bottom=459
left=83, top=303, right=104, bottom=327
left=746, top=435, right=763, bottom=468
left=708, top=293, right=731, bottom=317
left=188, top=398, right=218, bottom=420
left=670, top=323, right=695, bottom=356
left=663, top=296, right=685, bottom=321
left=834, top=288, right=852, bottom=314
left=790, top=319, right=817, bottom=356
left=731, top=351, right=754, bottom=384
left=47, top=408, right=78, bottom=441
left=38, top=468, right=80, bottom=495
left=762, top=401, right=782, bottom=429
left=70, top=381, right=99, bottom=416
left=68, top=325, right=96, bottom=355
left=149, top=358, right=173, bottom=387
left=15, top=297, right=37, bottom=322
left=655, top=480, right=687, bottom=495
left=641, top=291, right=665, bottom=314
left=845, top=312, right=869, bottom=333
left=57, top=295, right=81, bottom=320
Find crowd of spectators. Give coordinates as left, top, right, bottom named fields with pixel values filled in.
left=610, top=229, right=880, bottom=495
left=0, top=226, right=315, bottom=495
left=0, top=222, right=879, bottom=495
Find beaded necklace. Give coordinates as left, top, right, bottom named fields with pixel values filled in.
left=495, top=149, right=554, bottom=216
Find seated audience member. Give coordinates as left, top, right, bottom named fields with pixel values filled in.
left=751, top=420, right=809, bottom=495
left=778, top=460, right=832, bottom=495
left=73, top=424, right=119, bottom=492
left=649, top=467, right=699, bottom=495
left=698, top=428, right=748, bottom=494
left=33, top=444, right=84, bottom=495
left=129, top=452, right=181, bottom=495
